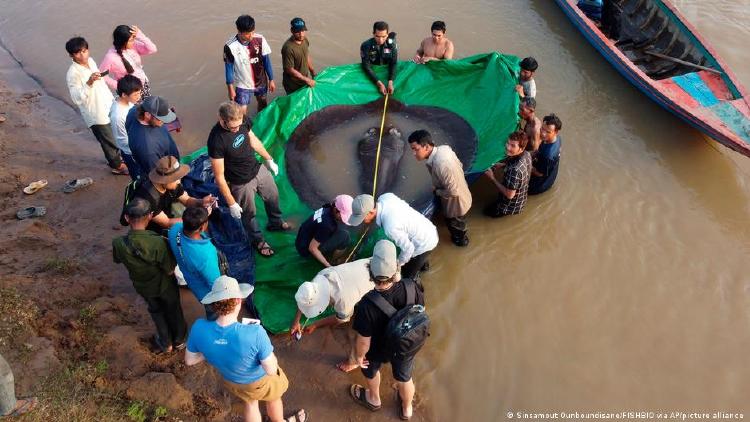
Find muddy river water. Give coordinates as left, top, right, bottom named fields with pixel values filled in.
left=2, top=0, right=750, bottom=419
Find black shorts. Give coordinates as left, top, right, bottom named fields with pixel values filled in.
left=361, top=352, right=415, bottom=382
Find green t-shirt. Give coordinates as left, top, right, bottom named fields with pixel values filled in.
left=112, top=230, right=177, bottom=298
left=281, top=37, right=311, bottom=94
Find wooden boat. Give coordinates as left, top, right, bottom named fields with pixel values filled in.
left=554, top=0, right=750, bottom=157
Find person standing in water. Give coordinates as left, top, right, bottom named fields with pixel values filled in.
left=281, top=17, right=317, bottom=94
left=413, top=21, right=454, bottom=63
left=360, top=21, right=398, bottom=96
left=224, top=15, right=276, bottom=115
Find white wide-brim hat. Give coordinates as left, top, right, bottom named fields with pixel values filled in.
left=201, top=275, right=254, bottom=304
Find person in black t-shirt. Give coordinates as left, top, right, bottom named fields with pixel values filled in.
left=132, top=156, right=215, bottom=232
left=294, top=194, right=353, bottom=267
left=350, top=240, right=424, bottom=420
left=208, top=102, right=290, bottom=257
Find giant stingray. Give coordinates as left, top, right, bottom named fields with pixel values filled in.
left=285, top=98, right=478, bottom=214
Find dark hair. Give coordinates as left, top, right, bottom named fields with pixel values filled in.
left=116, top=74, right=143, bottom=97
left=407, top=129, right=434, bottom=147
left=125, top=197, right=152, bottom=220
left=508, top=130, right=529, bottom=150
left=113, top=25, right=135, bottom=74
left=235, top=15, right=256, bottom=33
left=431, top=21, right=446, bottom=33
left=65, top=37, right=88, bottom=55
left=520, top=57, right=538, bottom=72
left=543, top=113, right=563, bottom=131
left=366, top=263, right=398, bottom=286
left=521, top=97, right=536, bottom=110
left=373, top=21, right=389, bottom=33
left=136, top=104, right=147, bottom=120
left=182, top=206, right=209, bottom=233
left=210, top=298, right=241, bottom=316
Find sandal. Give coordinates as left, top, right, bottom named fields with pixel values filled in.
left=23, top=179, right=47, bottom=195
left=16, top=206, right=46, bottom=220
left=8, top=397, right=37, bottom=417
left=266, top=221, right=293, bottom=232
left=62, top=177, right=93, bottom=193
left=396, top=390, right=413, bottom=420
left=285, top=409, right=308, bottom=422
left=255, top=241, right=275, bottom=257
left=111, top=164, right=129, bottom=176
left=349, top=384, right=381, bottom=412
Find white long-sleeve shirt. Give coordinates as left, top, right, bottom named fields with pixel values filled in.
left=66, top=58, right=113, bottom=127
left=375, top=193, right=439, bottom=265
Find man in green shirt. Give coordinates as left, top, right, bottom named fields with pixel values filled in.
left=112, top=197, right=187, bottom=354
left=281, top=17, right=316, bottom=94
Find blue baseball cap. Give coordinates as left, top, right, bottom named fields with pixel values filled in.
left=291, top=17, right=307, bottom=32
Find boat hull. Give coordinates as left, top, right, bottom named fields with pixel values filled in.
left=554, top=0, right=750, bottom=157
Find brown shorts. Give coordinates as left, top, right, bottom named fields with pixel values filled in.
left=223, top=367, right=289, bottom=403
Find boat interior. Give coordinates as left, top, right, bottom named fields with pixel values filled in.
left=594, top=0, right=718, bottom=82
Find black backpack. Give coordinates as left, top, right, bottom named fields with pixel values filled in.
left=119, top=178, right=158, bottom=226
left=365, top=279, right=430, bottom=359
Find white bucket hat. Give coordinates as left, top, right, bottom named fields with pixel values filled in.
left=201, top=275, right=254, bottom=304
left=294, top=274, right=330, bottom=318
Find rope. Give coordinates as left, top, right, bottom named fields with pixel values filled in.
left=344, top=94, right=390, bottom=263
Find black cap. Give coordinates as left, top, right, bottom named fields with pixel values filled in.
left=291, top=17, right=307, bottom=32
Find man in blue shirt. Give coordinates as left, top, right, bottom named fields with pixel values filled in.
left=185, top=276, right=306, bottom=422
left=126, top=96, right=180, bottom=181
left=529, top=114, right=562, bottom=195
left=168, top=206, right=221, bottom=319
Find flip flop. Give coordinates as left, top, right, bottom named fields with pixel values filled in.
left=62, top=177, right=93, bottom=193
left=255, top=241, right=275, bottom=258
left=8, top=397, right=37, bottom=417
left=284, top=409, right=308, bottom=422
left=349, top=384, right=381, bottom=412
left=396, top=390, right=413, bottom=420
left=267, top=221, right=294, bottom=232
left=16, top=206, right=46, bottom=220
left=23, top=179, right=48, bottom=195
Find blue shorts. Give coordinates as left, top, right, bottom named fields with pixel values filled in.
left=235, top=86, right=268, bottom=106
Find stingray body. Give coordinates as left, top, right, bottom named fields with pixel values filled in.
left=358, top=126, right=405, bottom=197
left=285, top=98, right=478, bottom=213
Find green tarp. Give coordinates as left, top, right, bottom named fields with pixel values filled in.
left=182, top=52, right=520, bottom=333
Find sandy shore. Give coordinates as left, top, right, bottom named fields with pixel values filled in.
left=0, top=44, right=434, bottom=421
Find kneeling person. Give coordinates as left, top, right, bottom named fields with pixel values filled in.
left=295, top=195, right=353, bottom=267
left=290, top=252, right=388, bottom=372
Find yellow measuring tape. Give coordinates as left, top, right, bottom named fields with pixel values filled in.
left=344, top=94, right=390, bottom=263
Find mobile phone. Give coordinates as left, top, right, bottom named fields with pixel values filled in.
left=99, top=69, right=109, bottom=77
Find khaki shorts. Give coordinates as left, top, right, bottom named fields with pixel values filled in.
left=223, top=367, right=289, bottom=403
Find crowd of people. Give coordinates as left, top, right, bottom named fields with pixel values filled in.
left=59, top=13, right=563, bottom=422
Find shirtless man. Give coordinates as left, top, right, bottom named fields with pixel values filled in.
left=519, top=97, right=542, bottom=153
left=413, top=21, right=454, bottom=63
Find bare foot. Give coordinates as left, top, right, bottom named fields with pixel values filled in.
left=335, top=360, right=358, bottom=372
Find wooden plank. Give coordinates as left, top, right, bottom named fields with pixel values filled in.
left=644, top=50, right=723, bottom=74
